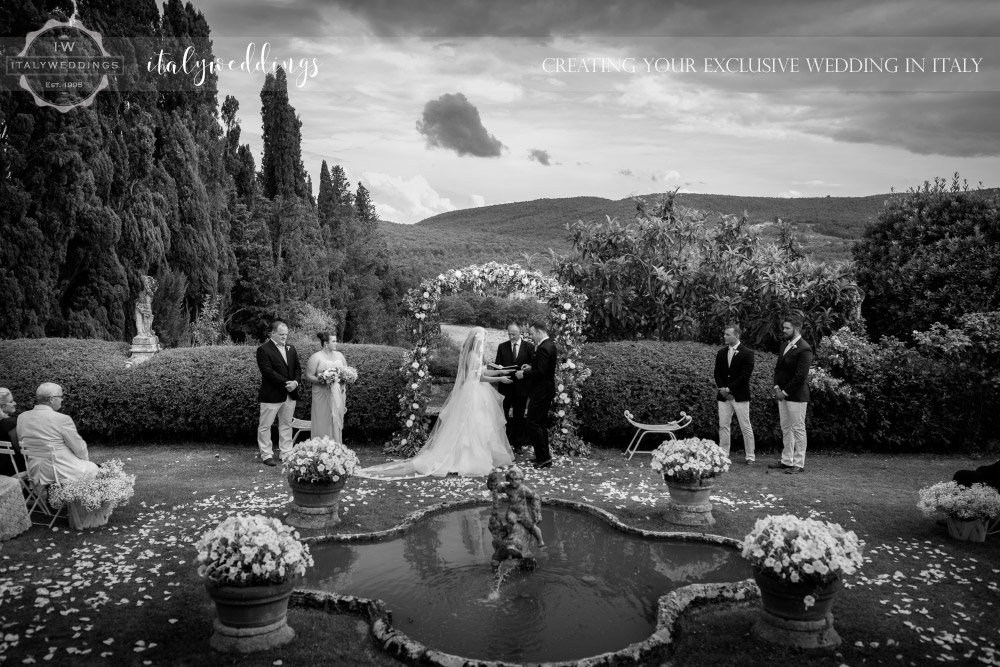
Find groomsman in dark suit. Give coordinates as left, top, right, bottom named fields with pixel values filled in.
left=256, top=321, right=301, bottom=466
left=495, top=322, right=535, bottom=452
left=516, top=320, right=557, bottom=469
left=714, top=323, right=756, bottom=464
left=768, top=315, right=813, bottom=475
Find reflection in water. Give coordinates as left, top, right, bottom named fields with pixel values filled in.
left=303, top=506, right=750, bottom=663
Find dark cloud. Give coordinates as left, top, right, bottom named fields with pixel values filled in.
left=799, top=91, right=1000, bottom=157
left=528, top=149, right=552, bottom=165
left=619, top=168, right=634, bottom=176
left=323, top=0, right=997, bottom=41
left=416, top=93, right=505, bottom=157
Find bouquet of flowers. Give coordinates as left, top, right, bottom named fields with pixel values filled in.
left=283, top=436, right=360, bottom=483
left=195, top=514, right=313, bottom=586
left=48, top=459, right=136, bottom=511
left=650, top=437, right=731, bottom=483
left=742, top=514, right=864, bottom=586
left=917, top=481, right=1000, bottom=521
left=318, top=366, right=359, bottom=386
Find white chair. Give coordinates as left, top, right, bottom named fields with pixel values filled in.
left=291, top=418, right=311, bottom=445
left=623, top=410, right=693, bottom=460
left=20, top=448, right=67, bottom=529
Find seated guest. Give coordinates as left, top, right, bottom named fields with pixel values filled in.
left=0, top=387, right=26, bottom=477
left=17, top=383, right=98, bottom=486
left=954, top=460, right=1000, bottom=492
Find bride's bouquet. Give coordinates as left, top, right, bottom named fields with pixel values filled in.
left=318, top=366, right=359, bottom=386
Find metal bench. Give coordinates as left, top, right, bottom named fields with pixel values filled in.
left=623, top=410, right=692, bottom=460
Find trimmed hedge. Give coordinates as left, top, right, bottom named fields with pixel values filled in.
left=577, top=341, right=865, bottom=453
left=0, top=339, right=406, bottom=442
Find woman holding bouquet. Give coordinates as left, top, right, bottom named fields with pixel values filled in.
left=304, top=332, right=349, bottom=442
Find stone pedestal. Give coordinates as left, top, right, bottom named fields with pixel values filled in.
left=753, top=609, right=841, bottom=649
left=286, top=502, right=341, bottom=530
left=127, top=334, right=159, bottom=366
left=664, top=479, right=715, bottom=527
left=209, top=617, right=295, bottom=653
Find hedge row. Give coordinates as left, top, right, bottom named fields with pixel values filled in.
left=1, top=337, right=986, bottom=453
left=0, top=339, right=406, bottom=442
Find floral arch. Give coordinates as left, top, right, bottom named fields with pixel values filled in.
left=386, top=262, right=591, bottom=458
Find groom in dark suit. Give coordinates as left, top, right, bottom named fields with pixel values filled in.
left=256, top=321, right=301, bottom=466
left=516, top=320, right=557, bottom=469
left=495, top=322, right=535, bottom=452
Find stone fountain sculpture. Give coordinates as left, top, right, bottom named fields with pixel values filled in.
left=487, top=466, right=544, bottom=570
left=127, top=275, right=160, bottom=366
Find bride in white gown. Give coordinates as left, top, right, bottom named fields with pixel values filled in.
left=361, top=327, right=515, bottom=478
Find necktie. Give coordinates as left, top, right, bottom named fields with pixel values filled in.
left=728, top=347, right=735, bottom=366
left=512, top=343, right=518, bottom=361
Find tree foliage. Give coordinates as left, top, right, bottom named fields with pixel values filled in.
left=556, top=192, right=864, bottom=350
left=853, top=174, right=1000, bottom=341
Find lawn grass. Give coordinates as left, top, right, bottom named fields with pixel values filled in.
left=1, top=443, right=998, bottom=666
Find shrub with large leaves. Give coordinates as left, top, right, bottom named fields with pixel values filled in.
left=854, top=175, right=1000, bottom=342
left=556, top=192, right=863, bottom=350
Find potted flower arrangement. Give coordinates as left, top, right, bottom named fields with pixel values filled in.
left=742, top=514, right=864, bottom=626
left=283, top=436, right=360, bottom=528
left=47, top=459, right=136, bottom=530
left=195, top=514, right=313, bottom=652
left=917, top=481, right=1000, bottom=542
left=651, top=437, right=730, bottom=526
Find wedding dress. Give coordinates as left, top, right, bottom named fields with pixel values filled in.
left=360, top=327, right=514, bottom=478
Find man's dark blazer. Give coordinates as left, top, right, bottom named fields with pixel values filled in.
left=773, top=337, right=813, bottom=403
left=524, top=338, right=557, bottom=399
left=256, top=339, right=302, bottom=403
left=714, top=343, right=755, bottom=402
left=495, top=339, right=535, bottom=398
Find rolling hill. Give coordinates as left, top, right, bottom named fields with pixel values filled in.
left=380, top=191, right=893, bottom=285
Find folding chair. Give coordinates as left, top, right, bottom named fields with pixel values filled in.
left=20, top=448, right=67, bottom=529
left=623, top=410, right=693, bottom=460
left=1, top=439, right=35, bottom=503
left=291, top=418, right=312, bottom=445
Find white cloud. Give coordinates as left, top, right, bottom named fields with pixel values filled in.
left=777, top=189, right=804, bottom=198
left=662, top=169, right=682, bottom=182
left=470, top=194, right=486, bottom=207
left=362, top=172, right=457, bottom=223
left=792, top=179, right=842, bottom=187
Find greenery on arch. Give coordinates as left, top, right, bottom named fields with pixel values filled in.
left=385, top=262, right=591, bottom=458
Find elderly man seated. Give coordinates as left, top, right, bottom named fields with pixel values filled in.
left=17, top=383, right=98, bottom=486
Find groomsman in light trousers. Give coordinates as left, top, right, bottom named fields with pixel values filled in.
left=714, top=323, right=756, bottom=464
left=768, top=315, right=813, bottom=475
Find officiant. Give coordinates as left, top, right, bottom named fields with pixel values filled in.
left=494, top=323, right=534, bottom=452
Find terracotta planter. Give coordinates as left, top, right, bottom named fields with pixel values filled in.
left=205, top=578, right=295, bottom=629
left=752, top=566, right=841, bottom=622
left=287, top=476, right=347, bottom=508
left=664, top=477, right=714, bottom=506
left=946, top=516, right=989, bottom=542
left=68, top=501, right=113, bottom=530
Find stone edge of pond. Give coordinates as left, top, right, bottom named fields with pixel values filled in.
left=291, top=498, right=759, bottom=667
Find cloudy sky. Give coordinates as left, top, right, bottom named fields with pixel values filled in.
left=191, top=0, right=999, bottom=223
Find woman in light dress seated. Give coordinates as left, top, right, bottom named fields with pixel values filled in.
left=17, top=383, right=99, bottom=486
left=361, top=327, right=515, bottom=478
left=304, top=331, right=348, bottom=443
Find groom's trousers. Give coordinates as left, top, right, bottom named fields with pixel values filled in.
left=526, top=392, right=553, bottom=462
left=503, top=394, right=529, bottom=447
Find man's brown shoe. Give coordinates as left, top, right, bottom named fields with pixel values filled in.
left=785, top=466, right=804, bottom=474
left=767, top=462, right=794, bottom=469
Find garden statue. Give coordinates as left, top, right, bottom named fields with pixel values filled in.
left=487, top=466, right=543, bottom=570
left=128, top=275, right=160, bottom=366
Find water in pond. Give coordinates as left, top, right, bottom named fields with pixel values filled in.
left=303, top=506, right=750, bottom=663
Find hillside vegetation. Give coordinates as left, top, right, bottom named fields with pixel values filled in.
left=381, top=192, right=893, bottom=283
